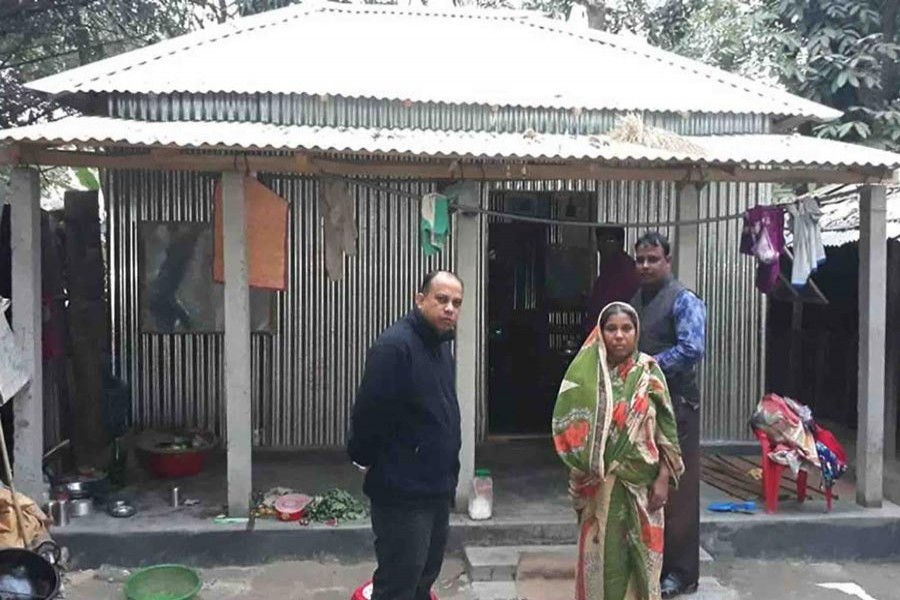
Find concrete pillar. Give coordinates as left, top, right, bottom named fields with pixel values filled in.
left=9, top=167, right=44, bottom=500
left=675, top=183, right=701, bottom=291
left=221, top=173, right=252, bottom=517
left=858, top=184, right=887, bottom=507
left=453, top=182, right=480, bottom=512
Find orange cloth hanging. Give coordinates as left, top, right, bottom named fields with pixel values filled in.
left=213, top=176, right=288, bottom=291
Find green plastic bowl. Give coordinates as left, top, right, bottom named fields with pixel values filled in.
left=123, top=564, right=202, bottom=600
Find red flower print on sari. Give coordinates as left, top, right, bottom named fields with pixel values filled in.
left=617, top=357, right=634, bottom=380
left=633, top=393, right=649, bottom=415
left=583, top=327, right=600, bottom=349
left=640, top=514, right=664, bottom=553
left=612, top=402, right=628, bottom=430
left=553, top=420, right=590, bottom=454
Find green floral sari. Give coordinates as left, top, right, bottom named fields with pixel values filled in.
left=552, top=303, right=683, bottom=600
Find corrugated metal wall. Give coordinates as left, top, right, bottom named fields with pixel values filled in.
left=108, top=93, right=769, bottom=136
left=596, top=181, right=768, bottom=441
left=105, top=94, right=769, bottom=445
left=105, top=170, right=491, bottom=446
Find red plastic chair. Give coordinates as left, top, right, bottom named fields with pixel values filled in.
left=754, top=429, right=832, bottom=513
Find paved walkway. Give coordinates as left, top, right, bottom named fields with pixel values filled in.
left=61, top=557, right=900, bottom=600
left=62, top=558, right=471, bottom=600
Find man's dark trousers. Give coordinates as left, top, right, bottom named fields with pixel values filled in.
left=663, top=397, right=700, bottom=586
left=371, top=499, right=451, bottom=600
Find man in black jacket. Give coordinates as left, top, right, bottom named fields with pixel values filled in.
left=348, top=270, right=464, bottom=600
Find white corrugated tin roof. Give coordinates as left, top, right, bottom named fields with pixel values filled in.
left=795, top=184, right=900, bottom=247
left=819, top=224, right=900, bottom=247
left=4, top=116, right=900, bottom=169
left=0, top=116, right=680, bottom=161
left=26, top=2, right=839, bottom=121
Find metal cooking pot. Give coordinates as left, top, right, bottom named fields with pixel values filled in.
left=52, top=472, right=109, bottom=502
left=69, top=499, right=92, bottom=519
left=58, top=481, right=89, bottom=500
left=0, top=543, right=60, bottom=600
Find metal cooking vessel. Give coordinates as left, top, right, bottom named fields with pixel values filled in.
left=53, top=471, right=108, bottom=501
left=60, top=481, right=90, bottom=500
left=69, top=499, right=93, bottom=518
left=0, top=544, right=60, bottom=600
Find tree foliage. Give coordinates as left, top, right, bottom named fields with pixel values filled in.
left=571, top=0, right=900, bottom=150
left=764, top=0, right=900, bottom=148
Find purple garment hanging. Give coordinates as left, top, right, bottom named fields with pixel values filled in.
left=740, top=205, right=785, bottom=293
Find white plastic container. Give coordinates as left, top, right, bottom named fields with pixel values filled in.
left=467, top=468, right=493, bottom=520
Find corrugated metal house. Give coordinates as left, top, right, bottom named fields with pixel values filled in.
left=3, top=2, right=898, bottom=511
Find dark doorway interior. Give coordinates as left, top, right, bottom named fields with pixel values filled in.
left=487, top=192, right=594, bottom=435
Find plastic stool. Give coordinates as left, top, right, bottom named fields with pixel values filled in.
left=754, top=429, right=832, bottom=513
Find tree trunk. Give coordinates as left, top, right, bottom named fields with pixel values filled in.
left=582, top=0, right=606, bottom=30
left=65, top=191, right=110, bottom=470
left=218, top=0, right=229, bottom=23
left=882, top=0, right=900, bottom=101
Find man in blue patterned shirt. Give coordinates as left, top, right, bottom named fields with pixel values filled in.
left=629, top=231, right=706, bottom=599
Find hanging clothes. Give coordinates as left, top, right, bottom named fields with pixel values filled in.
left=213, top=175, right=290, bottom=290
left=420, top=193, right=450, bottom=256
left=740, top=205, right=785, bottom=294
left=319, top=179, right=358, bottom=281
left=787, top=197, right=826, bottom=287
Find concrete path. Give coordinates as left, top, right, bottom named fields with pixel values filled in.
left=62, top=558, right=472, bottom=600
left=60, top=557, right=900, bottom=600
left=472, top=554, right=899, bottom=600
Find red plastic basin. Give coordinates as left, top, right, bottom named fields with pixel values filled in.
left=148, top=449, right=207, bottom=479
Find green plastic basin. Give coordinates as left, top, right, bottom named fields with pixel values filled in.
left=123, top=564, right=202, bottom=600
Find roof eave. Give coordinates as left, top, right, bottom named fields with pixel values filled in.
left=2, top=141, right=895, bottom=187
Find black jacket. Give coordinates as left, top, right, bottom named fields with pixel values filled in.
left=347, top=310, right=461, bottom=504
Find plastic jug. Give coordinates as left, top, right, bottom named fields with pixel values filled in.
left=467, top=468, right=493, bottom=520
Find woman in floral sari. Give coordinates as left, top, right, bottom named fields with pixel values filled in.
left=552, top=302, right=684, bottom=600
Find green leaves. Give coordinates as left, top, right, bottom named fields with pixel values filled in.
left=75, top=167, right=100, bottom=191
left=301, top=489, right=368, bottom=524
left=763, top=0, right=900, bottom=150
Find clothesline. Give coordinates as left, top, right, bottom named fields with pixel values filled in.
left=446, top=199, right=900, bottom=232
left=449, top=203, right=749, bottom=228
left=328, top=173, right=757, bottom=227
left=320, top=173, right=423, bottom=201
left=322, top=173, right=895, bottom=232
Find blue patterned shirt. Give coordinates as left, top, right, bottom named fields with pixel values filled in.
left=655, top=290, right=707, bottom=375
